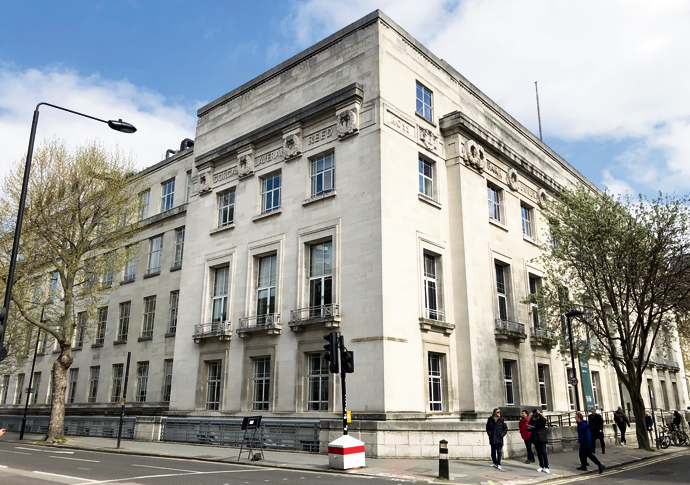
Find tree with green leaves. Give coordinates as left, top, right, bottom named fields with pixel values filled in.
left=0, top=140, right=142, bottom=442
left=530, top=185, right=690, bottom=450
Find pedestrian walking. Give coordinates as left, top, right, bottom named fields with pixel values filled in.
left=528, top=408, right=550, bottom=474
left=575, top=412, right=606, bottom=474
left=486, top=408, right=508, bottom=470
left=587, top=408, right=605, bottom=454
left=614, top=407, right=630, bottom=445
left=645, top=412, right=655, bottom=446
left=519, top=410, right=535, bottom=463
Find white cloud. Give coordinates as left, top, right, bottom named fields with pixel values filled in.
left=278, top=0, right=690, bottom=193
left=0, top=66, right=199, bottom=180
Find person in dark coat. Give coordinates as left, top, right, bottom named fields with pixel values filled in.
left=614, top=407, right=630, bottom=445
left=576, top=412, right=606, bottom=474
left=519, top=410, right=535, bottom=463
left=528, top=409, right=550, bottom=473
left=645, top=412, right=655, bottom=446
left=486, top=408, right=508, bottom=470
left=672, top=411, right=682, bottom=431
left=588, top=408, right=605, bottom=454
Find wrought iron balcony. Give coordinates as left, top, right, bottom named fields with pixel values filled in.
left=237, top=313, right=282, bottom=337
left=422, top=308, right=445, bottom=321
left=288, top=304, right=340, bottom=331
left=122, top=273, right=135, bottom=283
left=193, top=321, right=231, bottom=343
left=494, top=319, right=526, bottom=341
left=531, top=327, right=556, bottom=340
left=418, top=308, right=454, bottom=334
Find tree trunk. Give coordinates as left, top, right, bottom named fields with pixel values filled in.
left=46, top=343, right=73, bottom=443
left=626, top=380, right=651, bottom=450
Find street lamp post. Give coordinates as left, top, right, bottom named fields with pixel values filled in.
left=565, top=310, right=585, bottom=412
left=0, top=103, right=136, bottom=360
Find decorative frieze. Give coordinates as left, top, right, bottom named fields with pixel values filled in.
left=463, top=139, right=486, bottom=173
left=198, top=168, right=214, bottom=195
left=337, top=108, right=359, bottom=138
left=282, top=124, right=303, bottom=161
left=237, top=146, right=255, bottom=179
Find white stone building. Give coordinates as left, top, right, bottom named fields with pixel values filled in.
left=1, top=10, right=687, bottom=457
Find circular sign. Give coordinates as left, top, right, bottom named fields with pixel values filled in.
left=569, top=377, right=579, bottom=386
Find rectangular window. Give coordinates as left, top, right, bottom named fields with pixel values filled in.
left=147, top=235, right=163, bottom=275
left=111, top=364, right=124, bottom=403
left=495, top=264, right=508, bottom=321
left=488, top=185, right=502, bottom=222
left=142, top=296, right=156, bottom=338
left=567, top=368, right=576, bottom=411
left=211, top=266, right=230, bottom=328
left=168, top=290, right=179, bottom=335
left=217, top=189, right=235, bottom=228
left=75, top=312, right=86, bottom=348
left=538, top=365, right=548, bottom=410
left=117, top=302, right=131, bottom=341
left=660, top=380, right=670, bottom=410
left=416, top=82, right=433, bottom=121
left=307, top=353, right=329, bottom=411
left=252, top=357, right=271, bottom=411
left=102, top=268, right=113, bottom=288
left=261, top=172, right=281, bottom=213
left=50, top=271, right=58, bottom=300
left=672, top=382, right=680, bottom=410
left=529, top=276, right=540, bottom=328
left=256, top=255, right=277, bottom=324
left=309, top=241, right=332, bottom=316
left=88, top=366, right=100, bottom=403
left=423, top=254, right=440, bottom=320
left=163, top=359, right=173, bottom=403
left=67, top=369, right=78, bottom=404
left=124, top=246, right=136, bottom=282
left=135, top=362, right=149, bottom=403
left=139, top=190, right=150, bottom=220
left=30, top=372, right=41, bottom=405
left=419, top=159, right=433, bottom=198
left=40, top=332, right=51, bottom=354
left=161, top=178, right=175, bottom=212
left=592, top=371, right=600, bottom=410
left=310, top=153, right=335, bottom=197
left=205, top=361, right=222, bottom=410
left=504, top=361, right=514, bottom=406
left=1, top=375, right=10, bottom=404
left=428, top=353, right=443, bottom=411
left=185, top=170, right=192, bottom=203
left=15, top=374, right=25, bottom=405
left=96, top=307, right=107, bottom=345
left=173, top=227, right=185, bottom=269
left=521, top=204, right=533, bottom=239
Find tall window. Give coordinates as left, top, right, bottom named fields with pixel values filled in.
left=40, top=332, right=51, bottom=354
left=75, top=312, right=86, bottom=348
left=161, top=178, right=175, bottom=212
left=423, top=254, right=440, bottom=320
left=185, top=170, right=192, bottom=203
left=257, top=255, right=277, bottom=324
left=419, top=159, right=433, bottom=198
left=163, top=359, right=173, bottom=403
left=50, top=271, right=58, bottom=300
left=206, top=361, right=222, bottom=410
left=261, top=172, right=281, bottom=213
left=173, top=227, right=185, bottom=269
left=124, top=246, right=136, bottom=282
left=168, top=290, right=179, bottom=335
left=521, top=204, right=533, bottom=238
left=88, top=366, right=100, bottom=403
left=416, top=82, right=433, bottom=121
left=30, top=372, right=41, bottom=405
left=117, top=302, right=131, bottom=341
left=218, top=189, right=235, bottom=227
left=135, top=362, right=149, bottom=403
left=15, top=374, right=25, bottom=405
left=503, top=361, right=514, bottom=406
left=102, top=268, right=113, bottom=288
left=139, top=190, right=150, bottom=220
left=660, top=380, right=670, bottom=410
left=67, top=369, right=79, bottom=404
left=307, top=353, right=329, bottom=411
left=428, top=353, right=443, bottom=411
left=538, top=365, right=548, bottom=410
left=96, top=307, right=107, bottom=345
left=111, top=364, right=124, bottom=403
left=47, top=370, right=54, bottom=404
left=142, top=296, right=156, bottom=338
left=567, top=368, right=576, bottom=411
left=252, top=357, right=271, bottom=411
left=495, top=264, right=508, bottom=321
left=1, top=375, right=9, bottom=404
left=529, top=276, right=540, bottom=328
left=310, top=153, right=335, bottom=197
left=309, top=241, right=332, bottom=316
left=488, top=185, right=501, bottom=222
left=212, top=266, right=230, bottom=328
left=592, top=371, right=600, bottom=410
left=147, top=235, right=163, bottom=274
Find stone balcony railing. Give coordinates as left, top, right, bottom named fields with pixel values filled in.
left=237, top=313, right=281, bottom=337
left=193, top=321, right=231, bottom=343
left=494, top=318, right=526, bottom=341
left=419, top=308, right=454, bottom=335
left=288, top=304, right=340, bottom=331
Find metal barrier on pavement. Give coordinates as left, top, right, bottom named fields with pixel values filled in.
left=0, top=414, right=135, bottom=439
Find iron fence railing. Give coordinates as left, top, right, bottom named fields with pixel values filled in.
left=422, top=308, right=445, bottom=321
left=238, top=313, right=281, bottom=330
left=0, top=414, right=135, bottom=439
left=194, top=322, right=231, bottom=340
left=495, top=319, right=525, bottom=334
left=531, top=327, right=556, bottom=340
left=160, top=418, right=320, bottom=452
left=289, top=304, right=339, bottom=322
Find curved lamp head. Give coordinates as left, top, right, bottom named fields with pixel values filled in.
left=107, top=119, right=137, bottom=134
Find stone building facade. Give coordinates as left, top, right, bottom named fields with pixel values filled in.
left=1, top=10, right=687, bottom=457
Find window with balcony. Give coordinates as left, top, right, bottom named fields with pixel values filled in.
left=419, top=158, right=433, bottom=199
left=135, top=361, right=149, bottom=402
left=488, top=184, right=502, bottom=223
left=95, top=307, right=107, bottom=345
left=217, top=189, right=235, bottom=228
left=142, top=296, right=156, bottom=339
left=168, top=290, right=179, bottom=335
left=495, top=263, right=508, bottom=321
left=423, top=254, right=442, bottom=320
left=310, top=153, right=335, bottom=197
left=416, top=82, right=433, bottom=122
left=307, top=353, right=329, bottom=411
left=252, top=357, right=271, bottom=411
left=173, top=227, right=185, bottom=269
left=261, top=172, right=281, bottom=213
left=205, top=360, right=222, bottom=410
left=163, top=359, right=173, bottom=403
left=309, top=241, right=332, bottom=317
left=428, top=353, right=443, bottom=411
left=117, top=302, right=131, bottom=342
left=256, top=255, right=277, bottom=325
left=529, top=275, right=541, bottom=329
left=88, top=366, right=99, bottom=403
left=212, top=266, right=229, bottom=329
left=521, top=204, right=534, bottom=239
left=111, top=364, right=124, bottom=403
left=161, top=179, right=175, bottom=212
left=67, top=369, right=79, bottom=404
left=147, top=235, right=163, bottom=275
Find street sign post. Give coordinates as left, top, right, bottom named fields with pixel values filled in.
left=569, top=377, right=579, bottom=387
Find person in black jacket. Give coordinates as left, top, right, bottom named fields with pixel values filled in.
left=645, top=412, right=654, bottom=446
left=614, top=407, right=630, bottom=445
left=672, top=411, right=682, bottom=431
left=588, top=408, right=605, bottom=454
left=486, top=408, right=508, bottom=470
left=528, top=409, right=550, bottom=474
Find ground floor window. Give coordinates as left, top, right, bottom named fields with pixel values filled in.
left=567, top=368, right=576, bottom=411
left=163, top=359, right=173, bottom=403
left=307, top=353, right=328, bottom=411
left=67, top=369, right=78, bottom=404
left=538, top=365, right=549, bottom=410
left=206, top=361, right=222, bottom=410
left=252, top=357, right=271, bottom=411
left=111, top=364, right=124, bottom=403
left=88, top=367, right=99, bottom=403
left=135, top=362, right=149, bottom=402
left=428, top=353, right=443, bottom=411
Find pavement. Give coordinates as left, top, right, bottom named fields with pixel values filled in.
left=2, top=431, right=688, bottom=484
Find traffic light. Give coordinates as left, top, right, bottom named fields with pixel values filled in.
left=342, top=350, right=354, bottom=373
left=323, top=332, right=339, bottom=373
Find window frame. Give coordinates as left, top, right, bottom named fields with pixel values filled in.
left=1, top=375, right=10, bottom=405
left=160, top=178, right=175, bottom=212
left=217, top=189, right=236, bottom=228
left=428, top=353, right=443, bottom=411
left=124, top=246, right=136, bottom=282
left=308, top=241, right=333, bottom=316
left=495, top=263, right=509, bottom=321
left=418, top=158, right=434, bottom=199
left=538, top=364, right=548, bottom=410
left=15, top=374, right=25, bottom=405
left=261, top=171, right=281, bottom=214
left=67, top=368, right=78, bottom=404
left=74, top=312, right=86, bottom=349
left=567, top=368, right=576, bottom=411
left=310, top=152, right=335, bottom=197
left=95, top=307, right=107, bottom=345
left=163, top=359, right=174, bottom=403
left=147, top=235, right=163, bottom=275
left=117, top=302, right=131, bottom=341
left=416, top=82, right=433, bottom=122
left=252, top=356, right=271, bottom=411
left=205, top=360, right=222, bottom=410
left=521, top=203, right=534, bottom=239
left=488, top=184, right=502, bottom=223
left=306, top=352, right=329, bottom=411
left=135, top=361, right=149, bottom=403
left=168, top=290, right=179, bottom=335
left=110, top=364, right=124, bottom=403
left=139, top=190, right=150, bottom=220
left=30, top=371, right=41, bottom=405
left=185, top=170, right=192, bottom=203
left=256, top=254, right=277, bottom=324
left=529, top=275, right=541, bottom=328
left=88, top=366, right=100, bottom=403
left=211, top=266, right=230, bottom=327
left=142, top=296, right=157, bottom=339
left=173, top=227, right=185, bottom=269
left=503, top=360, right=515, bottom=406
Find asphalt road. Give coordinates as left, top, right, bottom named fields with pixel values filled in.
left=0, top=441, right=407, bottom=485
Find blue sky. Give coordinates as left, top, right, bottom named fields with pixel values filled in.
left=1, top=0, right=689, bottom=197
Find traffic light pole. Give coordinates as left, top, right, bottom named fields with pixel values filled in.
left=339, top=335, right=348, bottom=436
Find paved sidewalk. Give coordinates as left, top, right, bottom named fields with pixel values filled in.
left=2, top=431, right=686, bottom=484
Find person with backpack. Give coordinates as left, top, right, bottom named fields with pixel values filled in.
left=519, top=410, right=535, bottom=463
left=528, top=409, right=550, bottom=474
left=588, top=408, right=605, bottom=454
left=614, top=407, right=630, bottom=445
left=576, top=412, right=606, bottom=474
left=486, top=408, right=508, bottom=470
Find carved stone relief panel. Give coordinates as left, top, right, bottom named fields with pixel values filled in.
left=419, top=127, right=440, bottom=152
left=538, top=188, right=547, bottom=208
left=198, top=168, right=214, bottom=195
left=463, top=139, right=486, bottom=173
left=336, top=101, right=360, bottom=140
left=508, top=168, right=519, bottom=191
left=282, top=123, right=302, bottom=160
left=236, top=145, right=255, bottom=179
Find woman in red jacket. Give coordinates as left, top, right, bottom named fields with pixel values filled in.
left=519, top=410, right=535, bottom=463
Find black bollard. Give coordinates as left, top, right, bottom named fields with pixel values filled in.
left=438, top=439, right=449, bottom=480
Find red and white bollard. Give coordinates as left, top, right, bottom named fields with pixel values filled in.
left=328, top=435, right=365, bottom=470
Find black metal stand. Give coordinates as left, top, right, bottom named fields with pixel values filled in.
left=116, top=352, right=131, bottom=449
left=238, top=416, right=264, bottom=461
